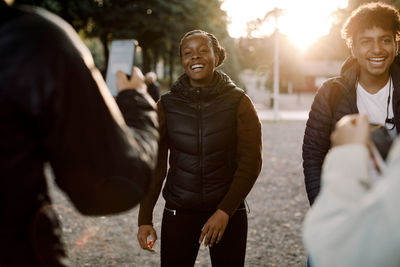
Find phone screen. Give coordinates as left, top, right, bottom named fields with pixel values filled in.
left=105, top=40, right=136, bottom=96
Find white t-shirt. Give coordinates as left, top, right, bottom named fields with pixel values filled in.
left=357, top=78, right=397, bottom=182
left=357, top=78, right=397, bottom=139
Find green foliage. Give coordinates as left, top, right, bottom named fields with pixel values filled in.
left=15, top=0, right=238, bottom=85
left=219, top=37, right=242, bottom=87
left=82, top=37, right=106, bottom=70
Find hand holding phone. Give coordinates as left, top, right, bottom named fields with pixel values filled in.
left=331, top=114, right=370, bottom=147
left=116, top=67, right=146, bottom=93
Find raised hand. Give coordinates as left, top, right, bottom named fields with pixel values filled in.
left=116, top=66, right=146, bottom=93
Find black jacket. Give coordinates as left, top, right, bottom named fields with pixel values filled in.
left=0, top=3, right=158, bottom=266
left=161, top=71, right=244, bottom=210
left=303, top=56, right=400, bottom=205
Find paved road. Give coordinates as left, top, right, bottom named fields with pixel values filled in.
left=252, top=93, right=314, bottom=121
left=257, top=109, right=310, bottom=121
left=46, top=119, right=310, bottom=267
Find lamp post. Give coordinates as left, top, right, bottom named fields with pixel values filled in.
left=273, top=27, right=279, bottom=122
left=264, top=7, right=283, bottom=122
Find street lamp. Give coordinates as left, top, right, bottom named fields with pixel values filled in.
left=264, top=7, right=284, bottom=122
left=273, top=27, right=279, bottom=122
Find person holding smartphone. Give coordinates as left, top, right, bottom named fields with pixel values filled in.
left=136, top=29, right=262, bottom=266
left=0, top=1, right=158, bottom=266
left=303, top=113, right=400, bottom=267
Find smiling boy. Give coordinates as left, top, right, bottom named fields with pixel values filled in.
left=303, top=2, right=400, bottom=206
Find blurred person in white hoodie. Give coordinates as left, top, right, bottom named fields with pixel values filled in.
left=303, top=113, right=400, bottom=267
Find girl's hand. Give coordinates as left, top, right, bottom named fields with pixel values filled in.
left=199, top=209, right=229, bottom=247
left=137, top=225, right=157, bottom=252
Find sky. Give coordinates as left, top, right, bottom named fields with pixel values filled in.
left=221, top=0, right=349, bottom=50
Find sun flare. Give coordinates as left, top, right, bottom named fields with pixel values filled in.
left=221, top=0, right=348, bottom=51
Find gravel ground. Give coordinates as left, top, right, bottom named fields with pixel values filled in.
left=46, top=119, right=310, bottom=267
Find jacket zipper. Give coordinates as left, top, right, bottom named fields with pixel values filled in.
left=196, top=88, right=203, bottom=204
left=164, top=207, right=176, bottom=215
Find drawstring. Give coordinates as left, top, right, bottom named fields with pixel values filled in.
left=244, top=199, right=251, bottom=214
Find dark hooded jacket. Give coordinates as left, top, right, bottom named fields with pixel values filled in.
left=161, top=71, right=244, bottom=210
left=302, top=56, right=400, bottom=205
left=0, top=3, right=158, bottom=266
left=138, top=71, right=263, bottom=226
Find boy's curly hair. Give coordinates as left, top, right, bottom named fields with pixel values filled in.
left=179, top=29, right=226, bottom=67
left=341, top=2, right=400, bottom=48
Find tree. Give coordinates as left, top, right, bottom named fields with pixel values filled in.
left=14, top=0, right=238, bottom=85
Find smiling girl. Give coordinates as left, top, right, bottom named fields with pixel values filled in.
left=136, top=30, right=262, bottom=267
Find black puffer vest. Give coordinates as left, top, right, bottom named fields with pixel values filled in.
left=161, top=71, right=244, bottom=210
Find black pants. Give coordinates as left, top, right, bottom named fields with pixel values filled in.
left=160, top=204, right=248, bottom=267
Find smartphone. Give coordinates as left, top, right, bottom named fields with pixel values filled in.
left=368, top=124, right=392, bottom=182
left=105, top=39, right=137, bottom=96
left=370, top=124, right=393, bottom=161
